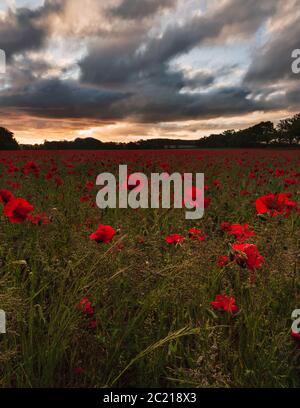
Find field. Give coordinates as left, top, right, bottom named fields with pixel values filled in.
left=0, top=149, right=300, bottom=388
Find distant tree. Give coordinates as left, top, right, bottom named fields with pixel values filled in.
left=277, top=114, right=300, bottom=144
left=0, top=127, right=19, bottom=150
left=240, top=121, right=276, bottom=145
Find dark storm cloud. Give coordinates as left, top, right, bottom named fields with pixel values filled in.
left=0, top=79, right=130, bottom=119
left=81, top=0, right=278, bottom=88
left=78, top=0, right=282, bottom=123
left=109, top=0, right=177, bottom=20
left=0, top=74, right=279, bottom=123
left=120, top=85, right=280, bottom=123
left=0, top=0, right=297, bottom=129
left=0, top=0, right=64, bottom=59
left=244, top=16, right=300, bottom=84
left=137, top=0, right=277, bottom=67
left=286, top=87, right=300, bottom=107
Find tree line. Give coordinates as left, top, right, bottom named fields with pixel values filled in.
left=1, top=113, right=300, bottom=150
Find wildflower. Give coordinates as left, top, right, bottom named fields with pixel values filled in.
left=55, top=176, right=64, bottom=187
left=188, top=228, right=206, bottom=241
left=165, top=233, right=185, bottom=245
left=28, top=213, right=50, bottom=225
left=217, top=255, right=229, bottom=267
left=0, top=189, right=14, bottom=204
left=256, top=193, right=296, bottom=216
left=77, top=298, right=94, bottom=317
left=231, top=243, right=264, bottom=270
left=3, top=198, right=34, bottom=224
left=74, top=367, right=85, bottom=375
left=211, top=294, right=238, bottom=314
left=80, top=195, right=91, bottom=203
left=89, top=319, right=97, bottom=329
left=90, top=224, right=116, bottom=243
left=221, top=222, right=255, bottom=242
left=85, top=180, right=94, bottom=190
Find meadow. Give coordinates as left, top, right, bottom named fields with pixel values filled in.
left=0, top=149, right=300, bottom=388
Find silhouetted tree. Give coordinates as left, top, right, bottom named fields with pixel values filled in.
left=0, top=127, right=19, bottom=150
left=277, top=114, right=300, bottom=144
left=239, top=121, right=276, bottom=145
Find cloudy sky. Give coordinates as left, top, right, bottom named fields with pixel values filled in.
left=0, top=0, right=299, bottom=144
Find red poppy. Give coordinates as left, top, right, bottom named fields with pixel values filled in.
left=165, top=233, right=185, bottom=245
left=22, top=161, right=40, bottom=177
left=204, top=197, right=211, bottom=208
left=77, top=298, right=94, bottom=317
left=231, top=243, right=264, bottom=270
left=211, top=294, right=238, bottom=314
left=221, top=222, right=255, bottom=242
left=80, top=195, right=91, bottom=203
left=256, top=193, right=296, bottom=216
left=3, top=198, right=34, bottom=224
left=88, top=319, right=97, bottom=329
left=221, top=221, right=231, bottom=231
left=55, top=176, right=64, bottom=187
left=284, top=178, right=297, bottom=187
left=188, top=228, right=206, bottom=241
left=28, top=213, right=50, bottom=225
left=85, top=180, right=94, bottom=190
left=6, top=181, right=20, bottom=190
left=0, top=189, right=15, bottom=204
left=74, top=367, right=85, bottom=375
left=90, top=224, right=116, bottom=243
left=217, top=255, right=229, bottom=267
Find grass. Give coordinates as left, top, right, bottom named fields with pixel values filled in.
left=0, top=149, right=300, bottom=388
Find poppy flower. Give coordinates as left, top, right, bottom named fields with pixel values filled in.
left=188, top=228, right=206, bottom=241
left=6, top=181, right=20, bottom=190
left=211, top=294, right=238, bottom=314
left=77, top=298, right=94, bottom=317
left=55, top=176, right=64, bottom=187
left=80, top=195, right=91, bottom=203
left=74, top=367, right=85, bottom=375
left=204, top=197, right=211, bottom=208
left=221, top=222, right=255, bottom=242
left=221, top=221, right=232, bottom=231
left=165, top=233, right=185, bottom=245
left=0, top=189, right=14, bottom=204
left=255, top=193, right=296, bottom=216
left=22, top=161, right=40, bottom=177
left=88, top=319, right=97, bottom=329
left=90, top=224, right=116, bottom=243
left=284, top=178, right=297, bottom=187
left=85, top=180, right=94, bottom=191
left=3, top=198, right=34, bottom=224
left=240, top=189, right=250, bottom=196
left=28, top=213, right=50, bottom=225
left=231, top=243, right=264, bottom=270
left=275, top=169, right=285, bottom=177
left=217, top=255, right=229, bottom=267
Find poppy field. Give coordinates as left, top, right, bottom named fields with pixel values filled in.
left=0, top=149, right=300, bottom=388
